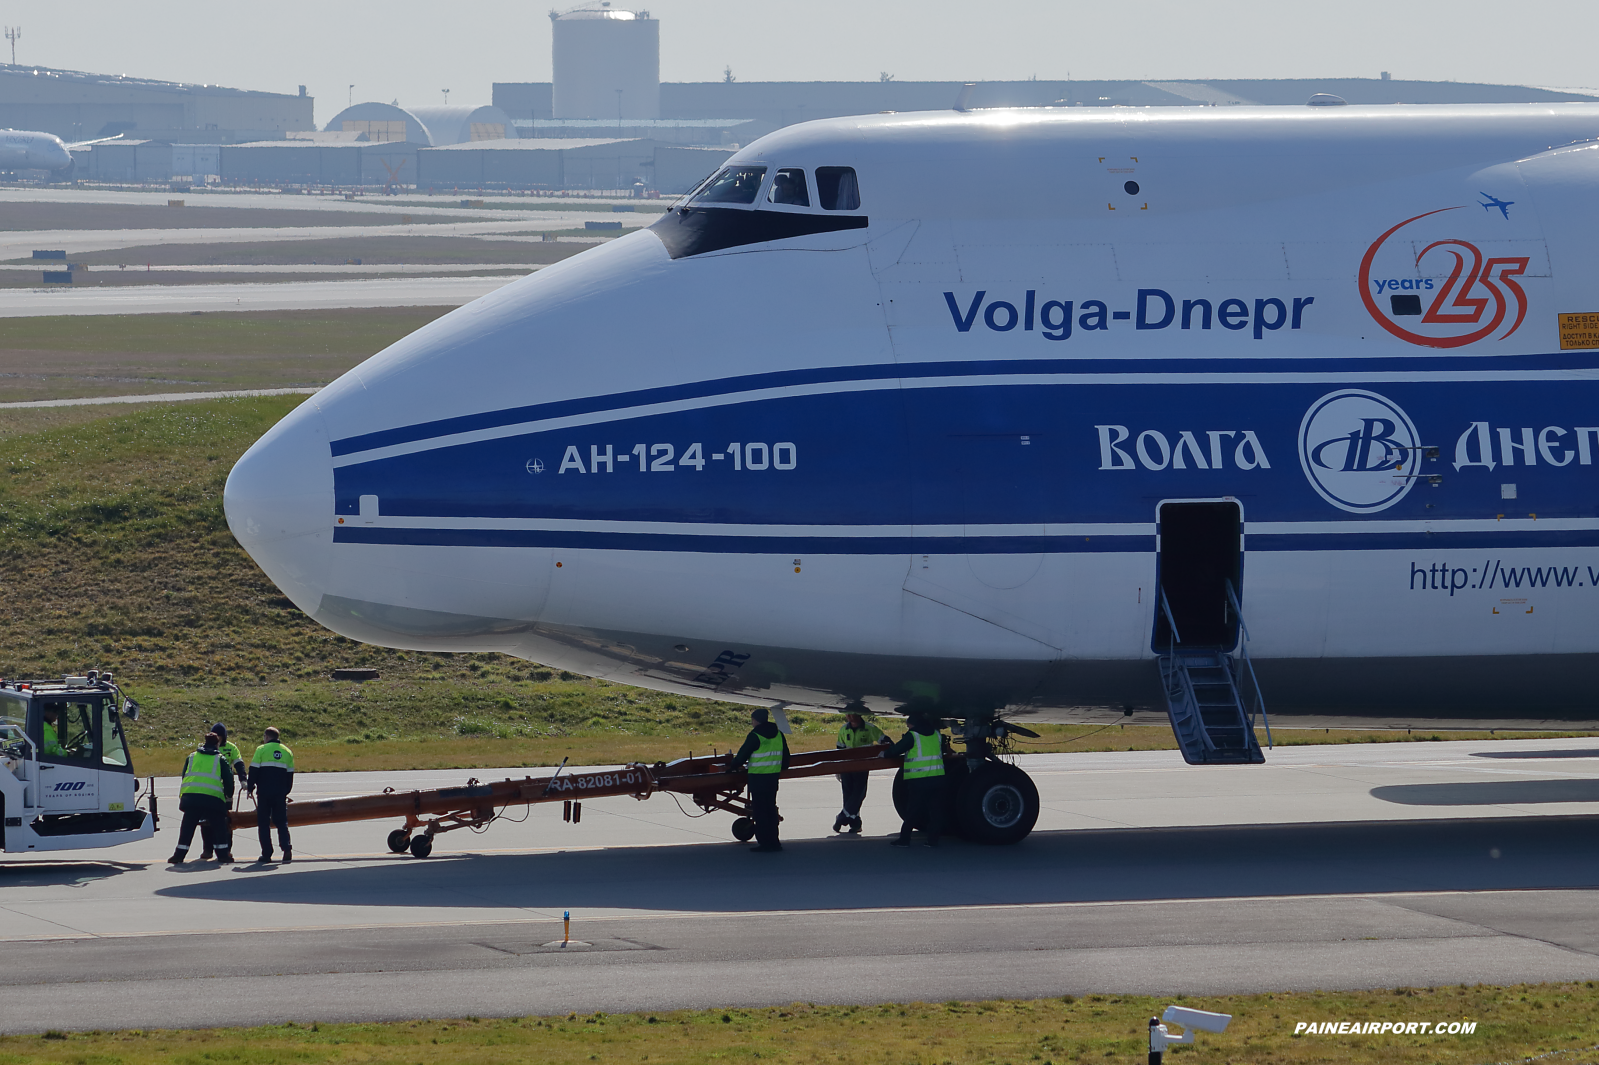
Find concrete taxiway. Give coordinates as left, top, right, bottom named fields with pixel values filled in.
left=4, top=739, right=1599, bottom=1032
left=0, top=275, right=518, bottom=316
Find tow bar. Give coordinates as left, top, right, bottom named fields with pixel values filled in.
left=229, top=745, right=901, bottom=858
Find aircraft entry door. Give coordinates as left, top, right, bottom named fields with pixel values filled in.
left=1153, top=500, right=1242, bottom=653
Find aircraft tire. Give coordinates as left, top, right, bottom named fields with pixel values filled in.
left=731, top=816, right=756, bottom=842
left=408, top=834, right=434, bottom=859
left=386, top=828, right=412, bottom=853
left=955, top=762, right=1039, bottom=845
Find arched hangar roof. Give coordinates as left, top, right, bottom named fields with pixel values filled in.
left=323, top=103, right=514, bottom=146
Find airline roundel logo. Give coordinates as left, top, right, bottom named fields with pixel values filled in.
left=1298, top=389, right=1421, bottom=513
left=1359, top=208, right=1529, bottom=348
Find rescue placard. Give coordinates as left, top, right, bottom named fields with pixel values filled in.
left=1557, top=313, right=1599, bottom=349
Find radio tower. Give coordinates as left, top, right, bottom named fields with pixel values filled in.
left=5, top=27, right=19, bottom=66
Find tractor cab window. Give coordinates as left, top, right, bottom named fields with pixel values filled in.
left=816, top=167, right=861, bottom=211
left=37, top=699, right=97, bottom=763
left=0, top=692, right=23, bottom=750
left=101, top=702, right=130, bottom=768
left=767, top=168, right=810, bottom=206
left=691, top=166, right=767, bottom=205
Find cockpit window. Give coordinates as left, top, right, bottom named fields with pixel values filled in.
left=768, top=168, right=810, bottom=207
left=692, top=166, right=768, bottom=205
left=816, top=167, right=861, bottom=211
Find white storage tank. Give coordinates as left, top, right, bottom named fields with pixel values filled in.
left=551, top=2, right=660, bottom=120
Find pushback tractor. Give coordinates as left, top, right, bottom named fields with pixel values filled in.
left=0, top=672, right=156, bottom=853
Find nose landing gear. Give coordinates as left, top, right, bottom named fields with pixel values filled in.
left=888, top=711, right=1041, bottom=845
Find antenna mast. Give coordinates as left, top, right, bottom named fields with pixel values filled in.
left=5, top=27, right=19, bottom=66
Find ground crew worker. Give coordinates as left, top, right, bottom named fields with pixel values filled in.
left=169, top=731, right=234, bottom=864
left=248, top=726, right=295, bottom=863
left=833, top=709, right=889, bottom=834
left=729, top=708, right=790, bottom=853
left=39, top=706, right=66, bottom=758
left=200, top=722, right=246, bottom=861
left=883, top=712, right=947, bottom=847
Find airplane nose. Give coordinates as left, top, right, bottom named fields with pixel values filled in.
left=224, top=399, right=334, bottom=616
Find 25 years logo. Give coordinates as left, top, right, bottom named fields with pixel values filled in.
left=1299, top=390, right=1422, bottom=513
left=1359, top=207, right=1530, bottom=348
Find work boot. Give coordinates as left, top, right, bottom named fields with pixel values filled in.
left=200, top=847, right=213, bottom=860
left=258, top=852, right=274, bottom=863
left=832, top=812, right=847, bottom=833
left=848, top=816, right=862, bottom=835
left=282, top=848, right=292, bottom=863
left=167, top=853, right=185, bottom=864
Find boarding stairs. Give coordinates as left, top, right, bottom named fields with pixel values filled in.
left=1157, top=581, right=1271, bottom=766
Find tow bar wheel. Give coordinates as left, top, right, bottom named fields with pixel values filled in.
left=386, top=828, right=412, bottom=854
left=730, top=817, right=755, bottom=842
left=408, top=834, right=434, bottom=859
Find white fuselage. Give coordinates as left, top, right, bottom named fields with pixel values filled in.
left=0, top=129, right=73, bottom=171
left=226, top=104, right=1599, bottom=718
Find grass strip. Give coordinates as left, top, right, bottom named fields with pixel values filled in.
left=0, top=307, right=453, bottom=357
left=18, top=235, right=587, bottom=267
left=0, top=309, right=455, bottom=401
left=7, top=985, right=1597, bottom=1063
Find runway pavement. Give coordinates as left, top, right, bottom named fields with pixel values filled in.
left=4, top=739, right=1599, bottom=1031
left=0, top=218, right=645, bottom=259
left=0, top=275, right=519, bottom=315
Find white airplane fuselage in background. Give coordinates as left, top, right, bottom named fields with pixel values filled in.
left=226, top=104, right=1599, bottom=723
left=0, top=129, right=73, bottom=172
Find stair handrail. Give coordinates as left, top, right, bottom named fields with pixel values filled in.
left=1158, top=586, right=1183, bottom=648
left=1156, top=587, right=1218, bottom=755
left=1224, top=579, right=1272, bottom=749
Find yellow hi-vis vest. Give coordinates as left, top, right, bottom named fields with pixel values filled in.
left=747, top=732, right=785, bottom=774
left=904, top=731, right=946, bottom=779
left=837, top=722, right=885, bottom=748
left=181, top=750, right=226, bottom=799
left=252, top=741, right=295, bottom=772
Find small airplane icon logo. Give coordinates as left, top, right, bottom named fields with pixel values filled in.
left=1479, top=193, right=1514, bottom=219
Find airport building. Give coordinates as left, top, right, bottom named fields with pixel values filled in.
left=70, top=135, right=658, bottom=192
left=321, top=102, right=517, bottom=146
left=0, top=61, right=312, bottom=143
left=496, top=77, right=1598, bottom=141
left=550, top=2, right=660, bottom=120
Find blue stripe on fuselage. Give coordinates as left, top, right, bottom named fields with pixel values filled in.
left=328, top=351, right=1599, bottom=458
left=330, top=526, right=1599, bottom=553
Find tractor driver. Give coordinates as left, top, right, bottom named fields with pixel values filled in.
left=39, top=705, right=67, bottom=758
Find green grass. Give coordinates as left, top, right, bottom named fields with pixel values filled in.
left=17, top=235, right=588, bottom=267
left=0, top=308, right=453, bottom=357
left=0, top=200, right=463, bottom=232
left=0, top=308, right=454, bottom=401
left=3, top=985, right=1594, bottom=1063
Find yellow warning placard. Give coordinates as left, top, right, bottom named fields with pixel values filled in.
left=1558, top=312, right=1599, bottom=349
